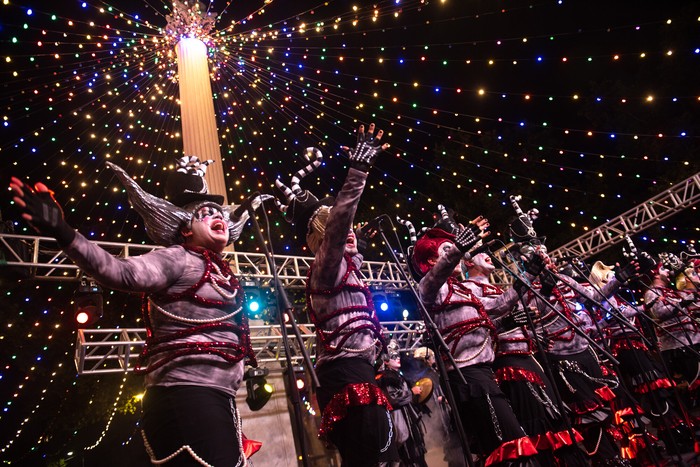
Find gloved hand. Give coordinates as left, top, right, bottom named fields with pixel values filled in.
left=343, top=123, right=388, bottom=172
left=500, top=308, right=529, bottom=331
left=523, top=252, right=546, bottom=276
left=9, top=177, right=75, bottom=246
left=540, top=271, right=558, bottom=296
left=637, top=251, right=657, bottom=275
left=454, top=223, right=482, bottom=253
left=615, top=261, right=639, bottom=284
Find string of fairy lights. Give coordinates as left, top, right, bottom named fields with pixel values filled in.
left=0, top=0, right=698, bottom=461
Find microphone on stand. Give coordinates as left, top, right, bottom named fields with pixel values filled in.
left=463, top=239, right=498, bottom=261
left=357, top=214, right=390, bottom=239
left=509, top=195, right=538, bottom=241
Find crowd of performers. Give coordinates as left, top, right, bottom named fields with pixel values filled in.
left=7, top=123, right=700, bottom=467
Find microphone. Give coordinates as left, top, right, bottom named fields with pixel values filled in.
left=232, top=191, right=262, bottom=218
left=509, top=195, right=537, bottom=239
left=357, top=214, right=389, bottom=239
left=463, top=239, right=498, bottom=261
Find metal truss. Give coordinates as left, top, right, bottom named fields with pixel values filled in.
left=8, top=169, right=695, bottom=292
left=74, top=321, right=427, bottom=375
left=0, top=233, right=410, bottom=289
left=549, top=171, right=700, bottom=261
left=489, top=172, right=700, bottom=283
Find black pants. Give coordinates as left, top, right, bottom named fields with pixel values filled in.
left=448, top=364, right=530, bottom=457
left=141, top=385, right=242, bottom=466
left=317, top=358, right=398, bottom=466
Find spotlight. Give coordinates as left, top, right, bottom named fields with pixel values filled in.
left=241, top=279, right=266, bottom=318
left=73, top=277, right=103, bottom=327
left=371, top=290, right=388, bottom=312
left=292, top=365, right=308, bottom=394
left=245, top=367, right=273, bottom=411
left=372, top=289, right=410, bottom=319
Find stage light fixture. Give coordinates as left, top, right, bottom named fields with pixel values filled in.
left=73, top=277, right=103, bottom=327
left=245, top=367, right=273, bottom=411
left=371, top=288, right=388, bottom=312
left=292, top=365, right=307, bottom=392
left=241, top=279, right=265, bottom=318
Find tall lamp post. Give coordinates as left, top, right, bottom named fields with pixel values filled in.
left=165, top=1, right=228, bottom=204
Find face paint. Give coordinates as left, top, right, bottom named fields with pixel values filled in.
left=193, top=205, right=224, bottom=222
left=471, top=252, right=495, bottom=273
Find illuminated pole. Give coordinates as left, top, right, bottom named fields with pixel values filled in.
left=166, top=1, right=227, bottom=204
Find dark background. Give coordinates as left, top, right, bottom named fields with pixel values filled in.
left=0, top=0, right=698, bottom=464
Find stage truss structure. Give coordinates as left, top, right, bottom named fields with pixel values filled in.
left=73, top=321, right=426, bottom=375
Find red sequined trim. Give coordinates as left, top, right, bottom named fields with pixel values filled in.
left=531, top=429, right=583, bottom=451
left=595, top=385, right=616, bottom=402
left=138, top=246, right=256, bottom=370
left=634, top=377, right=675, bottom=394
left=569, top=399, right=605, bottom=415
left=607, top=425, right=625, bottom=442
left=494, top=366, right=545, bottom=386
left=620, top=432, right=658, bottom=460
left=614, top=406, right=645, bottom=425
left=484, top=436, right=538, bottom=466
left=432, top=278, right=496, bottom=356
left=466, top=279, right=504, bottom=296
left=689, top=378, right=700, bottom=392
left=319, top=383, right=392, bottom=439
left=306, top=254, right=385, bottom=355
left=610, top=338, right=648, bottom=356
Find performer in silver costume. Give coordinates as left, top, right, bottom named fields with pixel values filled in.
left=10, top=158, right=269, bottom=466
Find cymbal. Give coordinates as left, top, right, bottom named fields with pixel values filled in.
left=414, top=377, right=434, bottom=404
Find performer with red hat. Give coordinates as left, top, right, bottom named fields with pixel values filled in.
left=411, top=213, right=541, bottom=466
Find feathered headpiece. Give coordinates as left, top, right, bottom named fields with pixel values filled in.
left=107, top=158, right=248, bottom=247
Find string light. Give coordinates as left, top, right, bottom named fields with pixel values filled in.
left=0, top=0, right=697, bottom=461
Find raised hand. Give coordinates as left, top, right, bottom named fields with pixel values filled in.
left=501, top=307, right=529, bottom=331
left=523, top=251, right=547, bottom=276
left=637, top=251, right=657, bottom=274
left=9, top=177, right=75, bottom=245
left=454, top=216, right=489, bottom=253
left=342, top=123, right=389, bottom=172
left=615, top=260, right=639, bottom=284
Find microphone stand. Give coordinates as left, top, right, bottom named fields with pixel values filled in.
left=246, top=203, right=318, bottom=467
left=495, top=262, right=620, bottom=365
left=370, top=214, right=474, bottom=467
left=488, top=251, right=583, bottom=450
left=557, top=267, right=665, bottom=465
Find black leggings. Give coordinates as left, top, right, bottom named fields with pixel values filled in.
left=141, top=386, right=242, bottom=466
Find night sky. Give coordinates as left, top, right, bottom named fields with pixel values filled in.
left=0, top=0, right=699, bottom=464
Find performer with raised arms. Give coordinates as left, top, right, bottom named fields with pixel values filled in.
left=411, top=208, right=540, bottom=466
left=10, top=158, right=267, bottom=466
left=463, top=252, right=588, bottom=466
left=275, top=124, right=397, bottom=466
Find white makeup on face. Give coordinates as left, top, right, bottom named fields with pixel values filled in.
left=193, top=205, right=224, bottom=222
left=471, top=252, right=495, bottom=273
left=186, top=205, right=229, bottom=252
